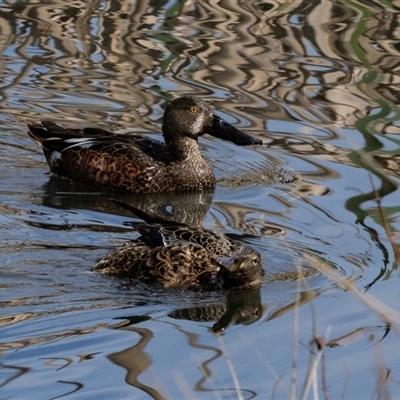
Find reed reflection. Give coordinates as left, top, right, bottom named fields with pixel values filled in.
left=3, top=0, right=399, bottom=221
left=2, top=1, right=400, bottom=398
left=108, top=326, right=167, bottom=400
left=0, top=0, right=398, bottom=134
left=106, top=279, right=321, bottom=398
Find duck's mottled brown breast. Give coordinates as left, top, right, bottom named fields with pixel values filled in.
left=27, top=97, right=261, bottom=194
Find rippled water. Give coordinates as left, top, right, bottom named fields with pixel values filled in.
left=2, top=1, right=400, bottom=399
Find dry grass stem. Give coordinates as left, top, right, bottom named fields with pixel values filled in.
left=303, top=253, right=400, bottom=336
left=217, top=336, right=244, bottom=400
left=240, top=332, right=290, bottom=398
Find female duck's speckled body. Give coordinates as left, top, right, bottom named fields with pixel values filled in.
left=27, top=97, right=261, bottom=194
left=93, top=201, right=263, bottom=290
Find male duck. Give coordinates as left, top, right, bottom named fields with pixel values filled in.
left=93, top=201, right=264, bottom=290
left=27, top=97, right=262, bottom=193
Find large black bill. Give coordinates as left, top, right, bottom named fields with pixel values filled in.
left=208, top=115, right=262, bottom=146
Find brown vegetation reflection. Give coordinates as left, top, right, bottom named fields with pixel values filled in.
left=2, top=1, right=400, bottom=398
left=2, top=0, right=399, bottom=226
left=1, top=0, right=400, bottom=131
left=108, top=326, right=168, bottom=400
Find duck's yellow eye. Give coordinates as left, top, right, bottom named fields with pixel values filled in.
left=190, top=106, right=199, bottom=113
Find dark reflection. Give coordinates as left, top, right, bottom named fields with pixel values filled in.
left=113, top=315, right=152, bottom=327
left=52, top=380, right=84, bottom=398
left=108, top=327, right=167, bottom=400
left=106, top=272, right=321, bottom=398
left=109, top=316, right=259, bottom=399
left=37, top=176, right=214, bottom=226
left=167, top=267, right=320, bottom=332
left=111, top=260, right=322, bottom=334
left=212, top=201, right=287, bottom=237
left=345, top=181, right=393, bottom=290
left=169, top=289, right=263, bottom=333
left=0, top=364, right=30, bottom=390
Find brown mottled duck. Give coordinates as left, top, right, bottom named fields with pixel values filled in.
left=27, top=97, right=262, bottom=193
left=93, top=201, right=264, bottom=290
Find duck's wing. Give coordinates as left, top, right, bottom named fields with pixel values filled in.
left=27, top=121, right=175, bottom=192
left=158, top=225, right=239, bottom=256
left=28, top=121, right=116, bottom=151
left=27, top=121, right=168, bottom=160
left=133, top=222, right=222, bottom=250
left=134, top=223, right=185, bottom=248
left=114, top=200, right=239, bottom=255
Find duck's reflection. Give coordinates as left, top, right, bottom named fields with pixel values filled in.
left=112, top=289, right=263, bottom=334
left=114, top=276, right=319, bottom=336
left=169, top=289, right=263, bottom=333
left=38, top=176, right=214, bottom=226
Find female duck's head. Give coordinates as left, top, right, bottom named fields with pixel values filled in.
left=213, top=251, right=263, bottom=288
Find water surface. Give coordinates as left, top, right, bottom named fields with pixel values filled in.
left=1, top=1, right=400, bottom=399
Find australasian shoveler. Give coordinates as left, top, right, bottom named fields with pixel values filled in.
left=27, top=97, right=262, bottom=194
left=93, top=201, right=264, bottom=290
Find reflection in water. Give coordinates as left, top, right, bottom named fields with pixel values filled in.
left=38, top=176, right=215, bottom=226
left=169, top=289, right=263, bottom=333
left=107, top=273, right=322, bottom=398
left=0, top=364, right=30, bottom=391
left=169, top=264, right=321, bottom=333
left=108, top=313, right=261, bottom=399
left=108, top=327, right=167, bottom=400
left=326, top=325, right=389, bottom=348
left=213, top=201, right=287, bottom=236
left=1, top=0, right=400, bottom=398
left=374, top=154, right=400, bottom=176
left=263, top=290, right=318, bottom=323
left=1, top=0, right=399, bottom=133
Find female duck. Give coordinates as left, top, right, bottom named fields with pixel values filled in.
left=93, top=201, right=263, bottom=290
left=27, top=97, right=261, bottom=193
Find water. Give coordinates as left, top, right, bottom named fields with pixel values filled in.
left=1, top=1, right=400, bottom=398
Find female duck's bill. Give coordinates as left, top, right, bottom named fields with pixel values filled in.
left=27, top=97, right=262, bottom=194
left=92, top=200, right=264, bottom=290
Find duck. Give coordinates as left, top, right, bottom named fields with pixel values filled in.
left=27, top=97, right=262, bottom=194
left=93, top=200, right=264, bottom=290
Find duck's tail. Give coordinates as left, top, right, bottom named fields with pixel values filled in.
left=27, top=121, right=74, bottom=152
left=27, top=121, right=50, bottom=146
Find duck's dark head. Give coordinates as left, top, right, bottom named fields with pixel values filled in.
left=213, top=251, right=263, bottom=288
left=162, top=96, right=262, bottom=146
